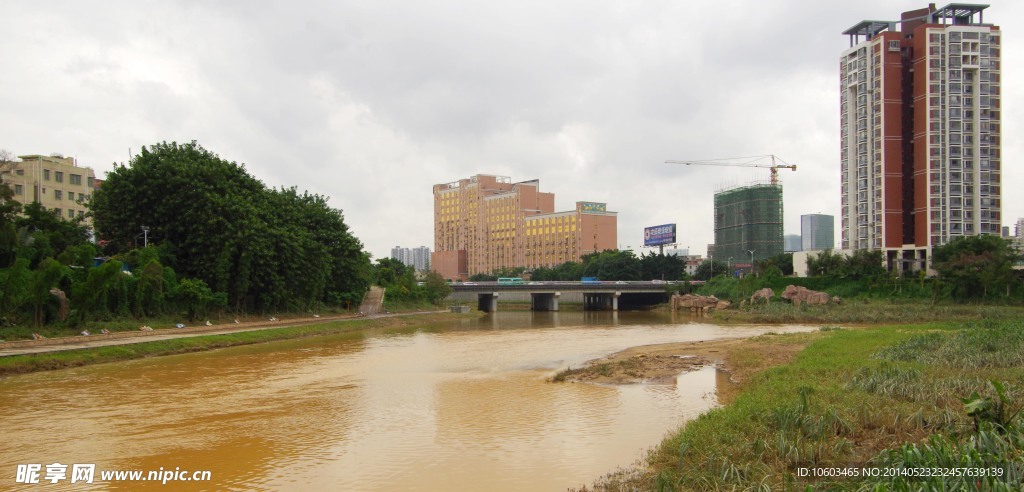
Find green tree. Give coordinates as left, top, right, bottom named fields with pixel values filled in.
left=0, top=157, right=20, bottom=268
left=932, top=235, right=1019, bottom=300
left=759, top=253, right=793, bottom=276
left=30, top=259, right=70, bottom=327
left=174, top=277, right=220, bottom=322
left=693, top=259, right=728, bottom=281
left=15, top=202, right=91, bottom=267
left=0, top=258, right=32, bottom=325
left=134, top=260, right=166, bottom=317
left=639, top=252, right=686, bottom=281
left=844, top=249, right=886, bottom=280
left=72, top=259, right=126, bottom=322
left=806, top=249, right=847, bottom=277
left=375, top=258, right=411, bottom=286
left=374, top=258, right=417, bottom=301
left=90, top=141, right=371, bottom=313
left=582, top=250, right=641, bottom=280
left=420, top=271, right=452, bottom=305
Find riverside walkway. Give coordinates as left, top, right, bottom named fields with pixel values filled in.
left=0, top=311, right=441, bottom=357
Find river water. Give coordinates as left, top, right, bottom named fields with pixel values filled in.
left=0, top=311, right=811, bottom=491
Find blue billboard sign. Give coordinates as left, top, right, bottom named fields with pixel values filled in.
left=644, top=224, right=676, bottom=247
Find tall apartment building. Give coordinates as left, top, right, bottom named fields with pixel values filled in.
left=390, top=246, right=431, bottom=272
left=432, top=174, right=617, bottom=280
left=841, top=4, right=1001, bottom=272
left=801, top=214, right=835, bottom=251
left=4, top=154, right=97, bottom=223
left=713, top=183, right=783, bottom=264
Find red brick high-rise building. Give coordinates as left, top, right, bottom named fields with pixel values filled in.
left=841, top=4, right=1001, bottom=272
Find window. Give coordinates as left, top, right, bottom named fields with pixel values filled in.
left=53, top=208, right=62, bottom=217
left=14, top=184, right=22, bottom=195
left=44, top=169, right=50, bottom=180
left=54, top=190, right=63, bottom=200
left=55, top=171, right=64, bottom=183
left=70, top=174, right=82, bottom=185
left=68, top=192, right=74, bottom=201
left=15, top=169, right=24, bottom=176
left=87, top=177, right=94, bottom=188
left=67, top=209, right=75, bottom=219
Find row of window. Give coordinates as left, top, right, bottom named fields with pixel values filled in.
left=45, top=208, right=85, bottom=219
left=11, top=185, right=92, bottom=202
left=931, top=31, right=998, bottom=44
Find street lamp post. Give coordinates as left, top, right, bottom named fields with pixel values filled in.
left=709, top=254, right=713, bottom=279
left=748, top=249, right=756, bottom=276
left=141, top=226, right=149, bottom=248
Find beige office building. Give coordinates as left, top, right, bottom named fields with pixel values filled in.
left=5, top=154, right=97, bottom=223
left=432, top=174, right=617, bottom=280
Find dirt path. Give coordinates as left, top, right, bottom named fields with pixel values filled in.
left=0, top=311, right=444, bottom=357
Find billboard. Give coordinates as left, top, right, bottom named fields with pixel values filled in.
left=644, top=224, right=676, bottom=247
left=580, top=202, right=607, bottom=213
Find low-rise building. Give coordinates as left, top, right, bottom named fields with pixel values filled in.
left=4, top=153, right=97, bottom=224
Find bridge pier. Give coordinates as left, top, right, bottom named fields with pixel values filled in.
left=582, top=292, right=621, bottom=311
left=530, top=292, right=561, bottom=311
left=478, top=292, right=499, bottom=313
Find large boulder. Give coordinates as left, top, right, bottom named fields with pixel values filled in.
left=750, top=287, right=774, bottom=305
left=671, top=294, right=727, bottom=313
left=781, top=285, right=833, bottom=306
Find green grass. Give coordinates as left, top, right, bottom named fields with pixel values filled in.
left=0, top=309, right=369, bottom=341
left=711, top=301, right=1024, bottom=325
left=580, top=319, right=1024, bottom=490
left=0, top=312, right=464, bottom=377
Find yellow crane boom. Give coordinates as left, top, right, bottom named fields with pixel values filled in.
left=665, top=154, right=796, bottom=186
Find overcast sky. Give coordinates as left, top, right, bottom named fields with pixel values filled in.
left=2, top=1, right=1021, bottom=260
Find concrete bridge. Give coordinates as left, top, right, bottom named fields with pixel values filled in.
left=450, top=281, right=693, bottom=312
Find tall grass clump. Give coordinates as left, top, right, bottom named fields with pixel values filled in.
left=877, top=320, right=1024, bottom=368
left=857, top=422, right=1024, bottom=491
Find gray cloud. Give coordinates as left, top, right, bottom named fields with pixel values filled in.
left=1, top=0, right=1021, bottom=260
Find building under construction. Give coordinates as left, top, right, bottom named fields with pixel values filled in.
left=713, top=183, right=783, bottom=265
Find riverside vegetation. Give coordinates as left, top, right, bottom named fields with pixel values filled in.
left=0, top=142, right=451, bottom=341
left=572, top=314, right=1024, bottom=491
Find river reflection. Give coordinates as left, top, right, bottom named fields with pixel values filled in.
left=0, top=311, right=812, bottom=491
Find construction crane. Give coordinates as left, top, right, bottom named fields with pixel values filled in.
left=665, top=154, right=797, bottom=186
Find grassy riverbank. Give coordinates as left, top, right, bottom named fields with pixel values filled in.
left=708, top=301, right=1024, bottom=325
left=576, top=317, right=1024, bottom=490
left=0, top=312, right=464, bottom=377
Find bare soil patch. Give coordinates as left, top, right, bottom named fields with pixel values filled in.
left=555, top=332, right=820, bottom=404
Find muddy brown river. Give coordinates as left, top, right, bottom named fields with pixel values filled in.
left=0, top=311, right=811, bottom=491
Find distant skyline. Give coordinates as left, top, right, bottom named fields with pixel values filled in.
left=2, top=1, right=1020, bottom=260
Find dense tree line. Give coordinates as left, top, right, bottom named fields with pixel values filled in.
left=0, top=142, right=374, bottom=333
left=91, top=141, right=371, bottom=313
left=700, top=237, right=1022, bottom=303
